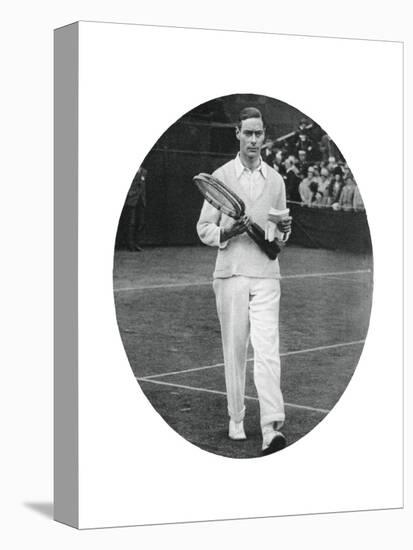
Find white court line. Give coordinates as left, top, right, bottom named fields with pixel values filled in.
left=282, top=268, right=371, bottom=280
left=114, top=281, right=212, bottom=292
left=323, top=275, right=369, bottom=283
left=141, top=339, right=365, bottom=380
left=136, top=377, right=330, bottom=415
left=113, top=269, right=372, bottom=292
left=281, top=339, right=365, bottom=357
left=142, top=360, right=224, bottom=380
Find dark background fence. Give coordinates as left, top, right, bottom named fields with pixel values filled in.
left=138, top=147, right=233, bottom=246
left=287, top=203, right=372, bottom=253
left=115, top=94, right=372, bottom=253
left=116, top=146, right=372, bottom=253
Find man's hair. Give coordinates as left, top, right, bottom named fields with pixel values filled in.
left=237, top=107, right=265, bottom=129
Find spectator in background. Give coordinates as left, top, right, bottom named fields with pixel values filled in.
left=299, top=166, right=317, bottom=206
left=261, top=138, right=275, bottom=166
left=294, top=132, right=314, bottom=161
left=295, top=117, right=311, bottom=138
left=273, top=149, right=286, bottom=178
left=308, top=179, right=319, bottom=206
left=120, top=165, right=147, bottom=251
left=320, top=134, right=343, bottom=163
left=307, top=123, right=323, bottom=158
left=353, top=182, right=365, bottom=211
left=295, top=118, right=323, bottom=148
left=313, top=167, right=331, bottom=206
left=327, top=156, right=343, bottom=177
left=311, top=165, right=322, bottom=184
left=284, top=156, right=301, bottom=202
left=337, top=176, right=356, bottom=211
left=328, top=172, right=345, bottom=208
left=296, top=149, right=309, bottom=177
left=341, top=163, right=352, bottom=180
left=319, top=134, right=333, bottom=163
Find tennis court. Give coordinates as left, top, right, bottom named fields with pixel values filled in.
left=113, top=244, right=373, bottom=458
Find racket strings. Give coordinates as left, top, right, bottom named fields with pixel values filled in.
left=193, top=172, right=280, bottom=260
left=193, top=173, right=245, bottom=218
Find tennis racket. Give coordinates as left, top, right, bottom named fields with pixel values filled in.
left=193, top=173, right=281, bottom=260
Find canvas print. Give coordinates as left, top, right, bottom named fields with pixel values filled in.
left=112, top=93, right=373, bottom=459
left=54, top=21, right=403, bottom=528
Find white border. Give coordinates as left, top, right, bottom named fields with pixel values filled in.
left=75, top=22, right=403, bottom=528
left=2, top=0, right=411, bottom=545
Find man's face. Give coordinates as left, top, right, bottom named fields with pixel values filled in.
left=236, top=117, right=265, bottom=161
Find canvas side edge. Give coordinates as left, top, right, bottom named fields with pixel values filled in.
left=53, top=22, right=79, bottom=529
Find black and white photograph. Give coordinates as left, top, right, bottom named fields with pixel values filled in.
left=113, top=94, right=373, bottom=459
left=50, top=21, right=403, bottom=529
left=5, top=5, right=406, bottom=542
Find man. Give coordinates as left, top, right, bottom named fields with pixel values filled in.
left=121, top=165, right=147, bottom=251
left=297, top=117, right=310, bottom=136
left=313, top=166, right=331, bottom=206
left=260, top=138, right=275, bottom=167
left=327, top=156, right=343, bottom=177
left=337, top=175, right=356, bottom=211
left=284, top=156, right=301, bottom=202
left=197, top=107, right=291, bottom=456
left=299, top=166, right=317, bottom=206
left=294, top=132, right=314, bottom=161
left=296, top=149, right=309, bottom=178
left=273, top=149, right=286, bottom=178
left=352, top=181, right=365, bottom=211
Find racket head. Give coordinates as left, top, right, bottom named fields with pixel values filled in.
left=193, top=173, right=245, bottom=218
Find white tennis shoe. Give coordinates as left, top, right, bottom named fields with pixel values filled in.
left=261, top=422, right=286, bottom=454
left=229, top=419, right=247, bottom=440
left=261, top=429, right=286, bottom=455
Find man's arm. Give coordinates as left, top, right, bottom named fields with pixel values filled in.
left=196, top=199, right=223, bottom=247
left=270, top=172, right=292, bottom=240
left=196, top=165, right=250, bottom=247
left=197, top=200, right=249, bottom=247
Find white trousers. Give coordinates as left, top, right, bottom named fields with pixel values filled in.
left=213, top=276, right=285, bottom=430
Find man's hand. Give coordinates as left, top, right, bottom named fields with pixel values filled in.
left=276, top=216, right=292, bottom=234
left=220, top=215, right=250, bottom=243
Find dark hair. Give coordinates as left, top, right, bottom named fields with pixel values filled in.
left=237, top=107, right=265, bottom=129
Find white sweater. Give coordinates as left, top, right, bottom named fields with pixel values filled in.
left=196, top=158, right=287, bottom=279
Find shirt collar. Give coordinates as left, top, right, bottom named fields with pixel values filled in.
left=235, top=153, right=268, bottom=179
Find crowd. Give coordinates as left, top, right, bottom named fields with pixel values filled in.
left=261, top=118, right=365, bottom=212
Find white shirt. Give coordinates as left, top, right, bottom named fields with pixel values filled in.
left=197, top=155, right=269, bottom=249
left=197, top=156, right=287, bottom=279
left=197, top=155, right=286, bottom=253
left=234, top=153, right=267, bottom=203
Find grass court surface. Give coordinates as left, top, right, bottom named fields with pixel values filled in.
left=113, top=244, right=373, bottom=459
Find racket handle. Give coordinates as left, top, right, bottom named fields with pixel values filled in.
left=246, top=222, right=281, bottom=260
